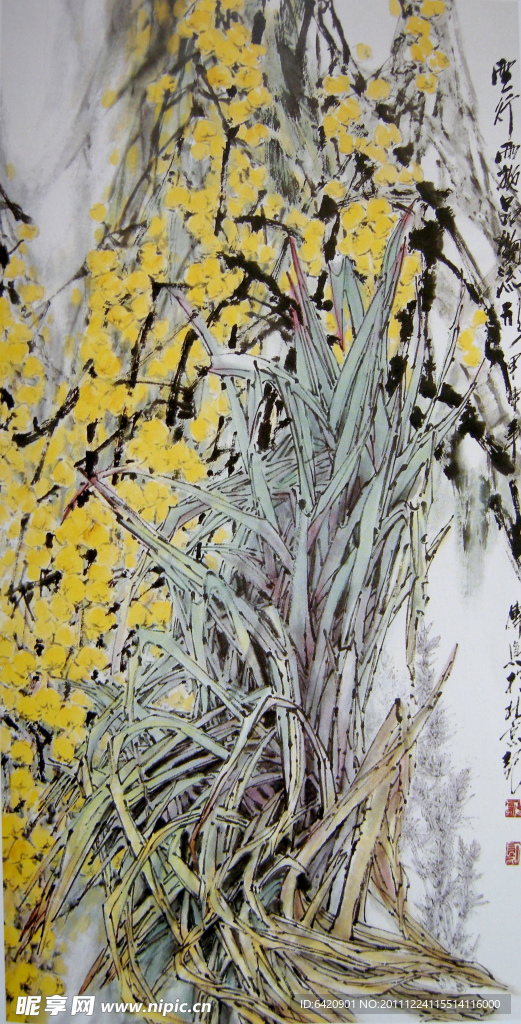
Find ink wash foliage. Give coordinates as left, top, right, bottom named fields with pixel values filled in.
left=403, top=626, right=485, bottom=962
left=0, top=0, right=519, bottom=1021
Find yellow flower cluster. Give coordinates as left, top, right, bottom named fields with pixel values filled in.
left=405, top=5, right=450, bottom=94
left=338, top=198, right=398, bottom=283
left=2, top=0, right=459, bottom=1004
left=4, top=930, right=65, bottom=1024
left=457, top=309, right=487, bottom=368
left=320, top=72, right=424, bottom=193
left=388, top=251, right=424, bottom=354
left=0, top=181, right=221, bottom=1002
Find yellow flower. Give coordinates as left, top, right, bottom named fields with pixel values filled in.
left=401, top=252, right=422, bottom=284
left=13, top=649, right=37, bottom=676
left=342, top=202, right=366, bottom=230
left=351, top=227, right=374, bottom=256
left=107, top=304, right=134, bottom=331
left=5, top=962, right=39, bottom=999
left=94, top=349, right=122, bottom=377
left=0, top=723, right=11, bottom=753
left=2, top=812, right=26, bottom=851
left=227, top=21, right=251, bottom=46
left=6, top=837, right=37, bottom=882
left=429, top=51, right=450, bottom=72
left=207, top=65, right=233, bottom=89
left=149, top=600, right=171, bottom=625
left=20, top=283, right=45, bottom=304
left=0, top=296, right=13, bottom=328
left=323, top=74, right=351, bottom=95
left=416, top=72, right=438, bottom=94
left=421, top=0, right=445, bottom=15
left=35, top=686, right=62, bottom=724
left=41, top=644, right=68, bottom=671
left=9, top=321, right=32, bottom=345
left=227, top=99, right=251, bottom=125
left=147, top=215, right=166, bottom=238
left=411, top=37, right=434, bottom=61
left=139, top=243, right=166, bottom=276
left=356, top=43, right=372, bottom=62
left=127, top=602, right=150, bottom=628
left=23, top=355, right=44, bottom=378
left=214, top=35, right=242, bottom=66
left=146, top=74, right=176, bottom=103
left=235, top=66, right=263, bottom=89
left=337, top=97, right=362, bottom=123
left=17, top=222, right=39, bottom=240
left=52, top=734, right=75, bottom=763
left=165, top=184, right=190, bottom=211
left=10, top=740, right=34, bottom=765
left=83, top=606, right=116, bottom=639
left=52, top=461, right=76, bottom=489
left=406, top=15, right=431, bottom=36
left=366, top=78, right=391, bottom=101
left=90, top=203, right=107, bottom=222
left=472, top=309, right=488, bottom=327
left=55, top=703, right=87, bottom=732
left=241, top=124, right=269, bottom=147
left=323, top=181, right=346, bottom=200
left=374, top=123, right=401, bottom=148
left=97, top=270, right=125, bottom=300
left=87, top=249, right=118, bottom=275
left=76, top=646, right=109, bottom=672
left=55, top=624, right=77, bottom=646
left=125, top=269, right=151, bottom=292
left=4, top=926, right=21, bottom=947
left=374, top=163, right=399, bottom=185
left=10, top=767, right=39, bottom=807
left=101, top=89, right=117, bottom=108
left=39, top=973, right=65, bottom=997
left=4, top=256, right=26, bottom=279
left=245, top=86, right=271, bottom=109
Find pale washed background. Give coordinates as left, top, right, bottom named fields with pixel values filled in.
left=0, top=2, right=520, bottom=1022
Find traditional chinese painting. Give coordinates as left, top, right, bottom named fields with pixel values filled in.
left=1, top=0, right=521, bottom=1021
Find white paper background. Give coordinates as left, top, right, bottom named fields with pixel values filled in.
left=0, top=2, right=521, bottom=1022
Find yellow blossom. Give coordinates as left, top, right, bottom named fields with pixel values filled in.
left=10, top=740, right=34, bottom=764
left=366, top=78, right=391, bottom=101
left=52, top=734, right=75, bottom=762
left=90, top=203, right=107, bottom=222
left=87, top=249, right=118, bottom=275
left=416, top=72, right=438, bottom=93
left=207, top=65, right=233, bottom=89
left=429, top=51, right=450, bottom=72
left=101, top=89, right=117, bottom=108
left=323, top=75, right=351, bottom=95
left=421, top=0, right=445, bottom=15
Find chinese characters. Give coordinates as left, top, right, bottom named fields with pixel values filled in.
left=492, top=58, right=521, bottom=312
left=15, top=996, right=95, bottom=1017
